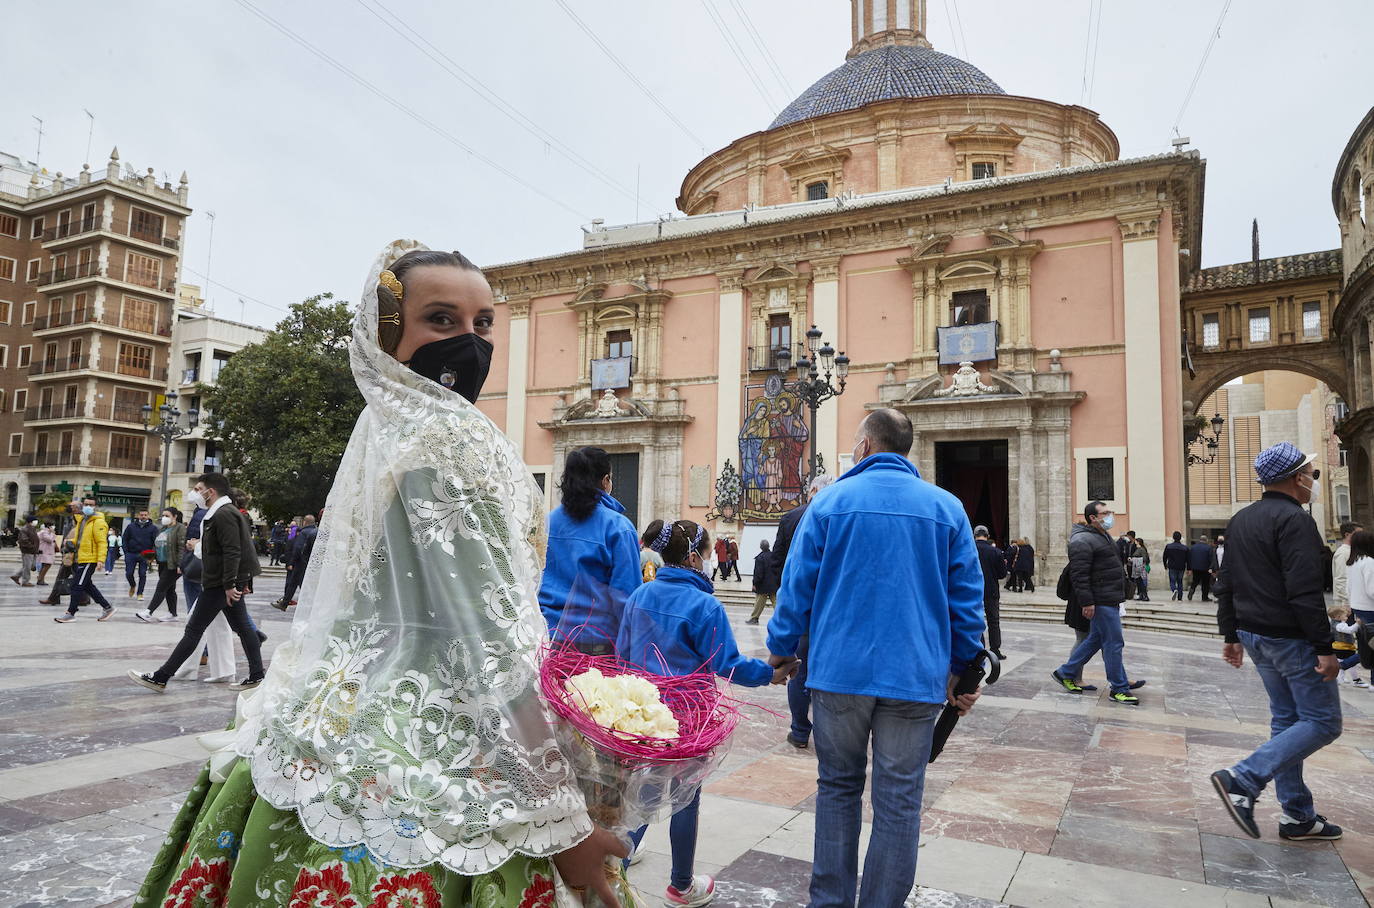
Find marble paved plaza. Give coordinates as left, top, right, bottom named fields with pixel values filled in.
left=0, top=564, right=1371, bottom=907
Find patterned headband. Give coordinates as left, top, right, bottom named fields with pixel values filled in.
left=691, top=523, right=706, bottom=552
left=650, top=522, right=674, bottom=553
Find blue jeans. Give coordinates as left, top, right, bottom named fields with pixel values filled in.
left=627, top=788, right=700, bottom=892
left=1167, top=568, right=1184, bottom=596
left=1339, top=652, right=1361, bottom=670
left=183, top=577, right=202, bottom=611
left=104, top=548, right=119, bottom=572
left=788, top=635, right=812, bottom=745
left=1057, top=604, right=1128, bottom=694
left=124, top=554, right=148, bottom=594
left=810, top=690, right=942, bottom=908
left=1229, top=631, right=1342, bottom=821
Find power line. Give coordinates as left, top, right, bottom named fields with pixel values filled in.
left=1078, top=0, right=1104, bottom=105
left=700, top=0, right=779, bottom=113
left=1173, top=0, right=1234, bottom=133
left=180, top=265, right=289, bottom=316
left=350, top=0, right=640, bottom=205
left=552, top=0, right=707, bottom=151
left=1086, top=0, right=1104, bottom=104
left=231, top=0, right=591, bottom=221
left=725, top=0, right=793, bottom=98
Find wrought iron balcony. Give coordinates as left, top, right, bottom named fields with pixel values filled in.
left=41, top=216, right=103, bottom=243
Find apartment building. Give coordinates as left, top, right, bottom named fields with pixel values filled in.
left=0, top=148, right=190, bottom=522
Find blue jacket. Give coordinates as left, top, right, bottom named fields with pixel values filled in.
left=122, top=518, right=158, bottom=556
left=1188, top=542, right=1214, bottom=571
left=539, top=491, right=642, bottom=635
left=616, top=566, right=772, bottom=686
left=767, top=453, right=985, bottom=704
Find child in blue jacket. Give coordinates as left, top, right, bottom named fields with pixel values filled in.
left=616, top=518, right=794, bottom=907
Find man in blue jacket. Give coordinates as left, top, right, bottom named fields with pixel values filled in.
left=1188, top=535, right=1215, bottom=601
left=122, top=509, right=159, bottom=599
left=767, top=409, right=985, bottom=908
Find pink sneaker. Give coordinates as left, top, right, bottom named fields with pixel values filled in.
left=664, top=875, right=715, bottom=906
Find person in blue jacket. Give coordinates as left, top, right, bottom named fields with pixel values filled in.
left=538, top=446, right=642, bottom=650
left=766, top=408, right=985, bottom=908
left=616, top=517, right=796, bottom=907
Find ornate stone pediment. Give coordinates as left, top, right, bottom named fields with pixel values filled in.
left=906, top=366, right=1025, bottom=401
left=563, top=389, right=653, bottom=421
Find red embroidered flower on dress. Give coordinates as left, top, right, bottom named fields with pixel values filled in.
left=290, top=862, right=359, bottom=908
left=163, top=855, right=231, bottom=908
left=366, top=870, right=441, bottom=908
left=517, top=874, right=556, bottom=908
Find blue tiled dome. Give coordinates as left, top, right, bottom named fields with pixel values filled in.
left=769, top=45, right=1004, bottom=130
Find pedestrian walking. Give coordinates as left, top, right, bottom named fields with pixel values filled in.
left=773, top=473, right=835, bottom=750
left=1004, top=538, right=1021, bottom=591
left=172, top=493, right=236, bottom=683
left=1116, top=529, right=1135, bottom=565
left=1014, top=537, right=1036, bottom=592
left=122, top=508, right=157, bottom=599
left=712, top=535, right=729, bottom=581
left=747, top=538, right=779, bottom=624
left=726, top=535, right=742, bottom=581
left=133, top=242, right=627, bottom=905
left=53, top=497, right=114, bottom=623
left=974, top=525, right=1008, bottom=659
left=619, top=519, right=796, bottom=906
left=12, top=516, right=39, bottom=586
left=1211, top=441, right=1344, bottom=842
left=1052, top=501, right=1140, bottom=704
left=1129, top=537, right=1151, bottom=601
left=1347, top=529, right=1374, bottom=628
left=137, top=508, right=186, bottom=622
left=103, top=526, right=121, bottom=574
left=128, top=472, right=264, bottom=691
left=1188, top=535, right=1214, bottom=600
left=35, top=519, right=56, bottom=586
left=536, top=445, right=641, bottom=650
left=1163, top=531, right=1189, bottom=600
left=39, top=503, right=81, bottom=605
left=268, top=519, right=288, bottom=566
left=272, top=514, right=317, bottom=609
left=768, top=409, right=985, bottom=907
left=1332, top=522, right=1363, bottom=616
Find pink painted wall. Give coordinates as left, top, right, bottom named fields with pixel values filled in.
left=522, top=394, right=560, bottom=466
left=678, top=382, right=718, bottom=523
left=530, top=296, right=578, bottom=389
left=841, top=254, right=912, bottom=366
left=1028, top=221, right=1121, bottom=349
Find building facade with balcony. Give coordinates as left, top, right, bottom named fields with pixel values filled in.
left=479, top=0, right=1203, bottom=573
left=0, top=148, right=189, bottom=523
left=159, top=284, right=266, bottom=510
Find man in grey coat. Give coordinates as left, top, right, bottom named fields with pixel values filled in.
left=1052, top=500, right=1139, bottom=705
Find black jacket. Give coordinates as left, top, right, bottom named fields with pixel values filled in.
left=1116, top=535, right=1132, bottom=564
left=1162, top=541, right=1189, bottom=571
left=752, top=551, right=780, bottom=595
left=975, top=539, right=1007, bottom=603
left=1068, top=523, right=1126, bottom=608
left=288, top=525, right=318, bottom=567
left=772, top=504, right=807, bottom=569
left=200, top=504, right=262, bottom=591
left=1214, top=491, right=1331, bottom=654
left=1188, top=542, right=1213, bottom=571
left=1014, top=543, right=1035, bottom=574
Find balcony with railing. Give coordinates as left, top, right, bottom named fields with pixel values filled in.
left=28, top=355, right=93, bottom=377
left=41, top=215, right=103, bottom=243
left=20, top=450, right=82, bottom=468
left=98, top=356, right=168, bottom=382
left=35, top=261, right=176, bottom=294
left=24, top=402, right=83, bottom=422
left=105, top=451, right=161, bottom=472
left=36, top=261, right=100, bottom=287
left=31, top=308, right=97, bottom=332
left=748, top=345, right=792, bottom=372
left=33, top=307, right=172, bottom=337
left=92, top=403, right=151, bottom=425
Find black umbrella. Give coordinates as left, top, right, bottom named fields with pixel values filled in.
left=928, top=649, right=1001, bottom=763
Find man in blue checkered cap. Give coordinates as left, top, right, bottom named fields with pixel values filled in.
left=1209, top=441, right=1343, bottom=842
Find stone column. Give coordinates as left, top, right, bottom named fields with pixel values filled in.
left=1017, top=426, right=1037, bottom=544
left=1118, top=214, right=1167, bottom=540
left=504, top=299, right=531, bottom=455
left=811, top=256, right=842, bottom=475
left=716, top=271, right=746, bottom=483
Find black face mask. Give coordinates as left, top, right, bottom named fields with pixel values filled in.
left=404, top=333, right=493, bottom=403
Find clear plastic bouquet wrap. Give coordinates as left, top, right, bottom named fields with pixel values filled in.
left=539, top=642, right=743, bottom=907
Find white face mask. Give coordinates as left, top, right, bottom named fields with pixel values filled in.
left=1306, top=476, right=1322, bottom=502
left=186, top=489, right=206, bottom=509
left=161, top=516, right=174, bottom=526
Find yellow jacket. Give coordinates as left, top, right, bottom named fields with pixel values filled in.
left=72, top=511, right=109, bottom=564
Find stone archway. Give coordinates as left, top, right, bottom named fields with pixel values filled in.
left=1185, top=355, right=1349, bottom=415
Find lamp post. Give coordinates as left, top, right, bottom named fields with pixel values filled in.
left=1184, top=411, right=1226, bottom=466
left=142, top=391, right=199, bottom=509
left=774, top=324, right=849, bottom=482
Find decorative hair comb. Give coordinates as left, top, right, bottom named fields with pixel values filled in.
left=377, top=313, right=401, bottom=326
left=378, top=269, right=404, bottom=302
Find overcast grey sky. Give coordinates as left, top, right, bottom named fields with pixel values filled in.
left=5, top=1, right=1371, bottom=328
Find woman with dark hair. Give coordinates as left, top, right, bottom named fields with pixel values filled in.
left=616, top=519, right=795, bottom=905
left=137, top=507, right=186, bottom=621
left=1347, top=529, right=1374, bottom=627
left=132, top=242, right=626, bottom=906
left=537, top=445, right=642, bottom=643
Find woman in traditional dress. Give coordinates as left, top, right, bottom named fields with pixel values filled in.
left=135, top=241, right=626, bottom=907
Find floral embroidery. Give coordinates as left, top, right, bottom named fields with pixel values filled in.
left=289, top=862, right=359, bottom=908
left=517, top=873, right=556, bottom=908
left=215, top=830, right=236, bottom=851
left=163, top=856, right=231, bottom=908
left=338, top=844, right=370, bottom=863
left=366, top=870, right=441, bottom=908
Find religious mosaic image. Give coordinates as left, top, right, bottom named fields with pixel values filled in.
left=737, top=385, right=809, bottom=521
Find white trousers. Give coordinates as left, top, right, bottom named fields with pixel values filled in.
left=172, top=611, right=236, bottom=681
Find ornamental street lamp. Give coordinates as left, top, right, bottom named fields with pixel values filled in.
left=142, top=391, right=199, bottom=509
left=1184, top=411, right=1226, bottom=466
left=775, top=325, right=849, bottom=482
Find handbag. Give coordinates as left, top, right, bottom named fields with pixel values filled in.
left=180, top=547, right=203, bottom=584
left=1357, top=621, right=1374, bottom=671
left=54, top=576, right=71, bottom=597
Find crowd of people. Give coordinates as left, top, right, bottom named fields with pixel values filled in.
left=40, top=242, right=1350, bottom=908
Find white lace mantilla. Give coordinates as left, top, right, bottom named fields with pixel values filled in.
left=225, top=240, right=590, bottom=874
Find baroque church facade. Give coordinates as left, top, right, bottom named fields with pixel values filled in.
left=479, top=0, right=1205, bottom=570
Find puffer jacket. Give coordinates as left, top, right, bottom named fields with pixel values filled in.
left=1067, top=523, right=1127, bottom=608
left=71, top=511, right=110, bottom=564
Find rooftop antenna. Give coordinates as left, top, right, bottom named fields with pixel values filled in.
left=1171, top=135, right=1191, bottom=150
left=82, top=109, right=95, bottom=165
left=204, top=211, right=217, bottom=309
left=238, top=297, right=246, bottom=323
left=32, top=116, right=44, bottom=168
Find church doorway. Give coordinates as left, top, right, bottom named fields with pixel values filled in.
left=608, top=452, right=640, bottom=530
left=935, top=440, right=1008, bottom=543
